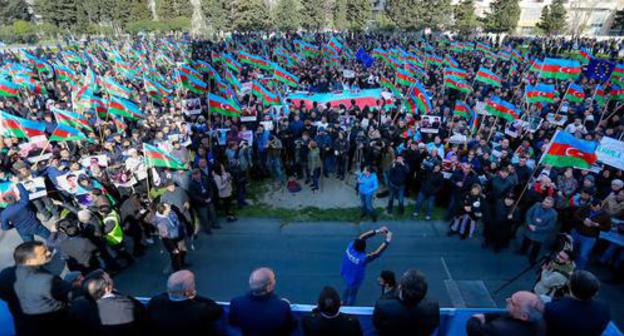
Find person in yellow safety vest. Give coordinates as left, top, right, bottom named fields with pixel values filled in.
left=97, top=204, right=135, bottom=267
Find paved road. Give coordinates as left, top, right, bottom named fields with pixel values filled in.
left=1, top=217, right=623, bottom=329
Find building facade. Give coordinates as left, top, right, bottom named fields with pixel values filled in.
left=472, top=0, right=624, bottom=36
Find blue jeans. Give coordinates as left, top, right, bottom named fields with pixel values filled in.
left=572, top=229, right=597, bottom=270
left=414, top=192, right=435, bottom=217
left=268, top=156, right=285, bottom=183
left=359, top=193, right=375, bottom=217
left=343, top=283, right=360, bottom=306
left=18, top=224, right=51, bottom=243
left=387, top=185, right=405, bottom=212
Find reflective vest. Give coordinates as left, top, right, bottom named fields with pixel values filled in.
left=103, top=210, right=123, bottom=246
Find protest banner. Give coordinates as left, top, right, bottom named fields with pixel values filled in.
left=597, top=136, right=624, bottom=170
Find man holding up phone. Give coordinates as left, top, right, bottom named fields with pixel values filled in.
left=340, top=226, right=393, bottom=305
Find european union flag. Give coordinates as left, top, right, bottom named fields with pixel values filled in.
left=356, top=48, right=374, bottom=68
left=585, top=58, right=615, bottom=83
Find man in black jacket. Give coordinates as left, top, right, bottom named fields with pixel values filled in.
left=302, top=286, right=362, bottom=336
left=188, top=168, right=219, bottom=235
left=373, top=269, right=440, bottom=336
left=70, top=269, right=145, bottom=335
left=147, top=270, right=224, bottom=336
left=10, top=241, right=74, bottom=336
left=413, top=163, right=444, bottom=220
left=466, top=290, right=545, bottom=336
left=386, top=155, right=410, bottom=215
left=544, top=270, right=611, bottom=336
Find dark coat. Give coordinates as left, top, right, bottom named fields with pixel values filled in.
left=229, top=292, right=296, bottom=336
left=387, top=162, right=410, bottom=188
left=146, top=293, right=224, bottom=336
left=573, top=207, right=611, bottom=238
left=13, top=265, right=72, bottom=336
left=70, top=293, right=146, bottom=336
left=544, top=297, right=611, bottom=336
left=372, top=297, right=440, bottom=336
left=302, top=309, right=363, bottom=336
left=466, top=313, right=545, bottom=336
left=188, top=176, right=214, bottom=206
left=419, top=169, right=444, bottom=196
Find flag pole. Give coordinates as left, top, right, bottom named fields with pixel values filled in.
left=597, top=98, right=610, bottom=126
left=486, top=115, right=499, bottom=143
left=555, top=82, right=572, bottom=118
left=507, top=130, right=557, bottom=215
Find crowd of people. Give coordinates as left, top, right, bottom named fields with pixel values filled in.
left=0, top=30, right=622, bottom=335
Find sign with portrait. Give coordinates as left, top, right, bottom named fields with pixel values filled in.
left=182, top=98, right=202, bottom=115
left=420, top=115, right=441, bottom=134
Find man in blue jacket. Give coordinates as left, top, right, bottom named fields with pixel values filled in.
left=341, top=226, right=393, bottom=305
left=357, top=166, right=379, bottom=222
left=1, top=183, right=50, bottom=242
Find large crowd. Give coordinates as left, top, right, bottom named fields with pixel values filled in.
left=0, top=31, right=622, bottom=335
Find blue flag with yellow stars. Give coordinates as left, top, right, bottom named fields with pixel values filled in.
left=585, top=58, right=615, bottom=83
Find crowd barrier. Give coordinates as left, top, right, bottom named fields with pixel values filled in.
left=1, top=298, right=621, bottom=335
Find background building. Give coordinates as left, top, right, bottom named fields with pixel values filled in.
left=473, top=0, right=624, bottom=36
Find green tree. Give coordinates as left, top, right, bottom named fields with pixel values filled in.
left=346, top=0, right=371, bottom=31
left=0, top=0, right=32, bottom=25
left=535, top=5, right=551, bottom=34
left=453, top=0, right=478, bottom=35
left=158, top=0, right=192, bottom=20
left=231, top=0, right=271, bottom=31
left=129, top=0, right=152, bottom=22
left=333, top=0, right=348, bottom=30
left=482, top=0, right=520, bottom=33
left=203, top=0, right=231, bottom=31
left=385, top=0, right=451, bottom=30
left=300, top=0, right=325, bottom=31
left=547, top=0, right=567, bottom=35
left=35, top=0, right=82, bottom=30
left=275, top=0, right=301, bottom=32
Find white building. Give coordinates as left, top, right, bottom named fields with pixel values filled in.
left=472, top=0, right=624, bottom=36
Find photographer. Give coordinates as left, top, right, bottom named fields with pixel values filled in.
left=340, top=226, right=393, bottom=305
left=534, top=249, right=575, bottom=302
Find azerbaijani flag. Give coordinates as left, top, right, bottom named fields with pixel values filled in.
left=444, top=75, right=472, bottom=93
left=564, top=83, right=585, bottom=103
left=0, top=110, right=46, bottom=139
left=143, top=143, right=187, bottom=170
left=396, top=68, right=416, bottom=86
left=380, top=76, right=402, bottom=97
left=444, top=55, right=459, bottom=68
left=208, top=93, right=241, bottom=117
left=252, top=80, right=280, bottom=106
left=475, top=67, right=502, bottom=87
left=108, top=96, right=144, bottom=120
left=0, top=78, right=19, bottom=98
left=176, top=69, right=207, bottom=94
left=49, top=124, right=90, bottom=143
left=540, top=58, right=582, bottom=80
left=541, top=131, right=598, bottom=169
left=51, top=107, right=94, bottom=132
left=613, top=63, right=624, bottom=78
left=525, top=83, right=556, bottom=104
left=273, top=64, right=299, bottom=88
left=238, top=51, right=272, bottom=71
left=530, top=59, right=543, bottom=73
left=426, top=54, right=443, bottom=67
left=611, top=85, right=624, bottom=101
left=409, top=82, right=433, bottom=115
left=575, top=47, right=593, bottom=64
left=485, top=96, right=521, bottom=121
left=444, top=67, right=469, bottom=79
left=223, top=53, right=242, bottom=73
left=594, top=84, right=608, bottom=107
left=475, top=42, right=491, bottom=54
left=101, top=76, right=132, bottom=99
left=453, top=100, right=472, bottom=119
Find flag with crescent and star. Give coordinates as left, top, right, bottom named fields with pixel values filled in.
left=541, top=130, right=598, bottom=169
left=585, top=58, right=615, bottom=83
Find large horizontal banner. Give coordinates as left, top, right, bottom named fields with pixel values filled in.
left=287, top=88, right=393, bottom=110
left=597, top=136, right=624, bottom=170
